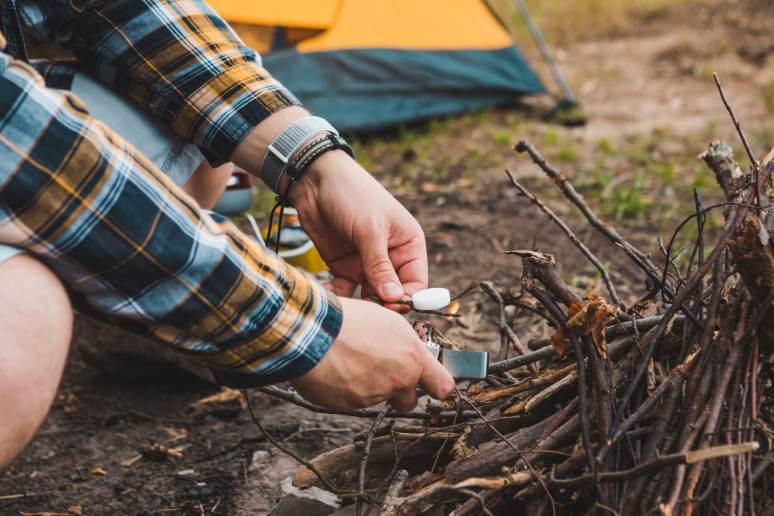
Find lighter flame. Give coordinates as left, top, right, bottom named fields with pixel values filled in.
left=446, top=301, right=460, bottom=320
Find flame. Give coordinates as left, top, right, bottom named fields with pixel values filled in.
left=446, top=301, right=460, bottom=320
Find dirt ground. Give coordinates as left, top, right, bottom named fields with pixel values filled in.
left=3, top=0, right=774, bottom=514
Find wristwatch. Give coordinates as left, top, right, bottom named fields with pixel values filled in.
left=259, top=116, right=339, bottom=194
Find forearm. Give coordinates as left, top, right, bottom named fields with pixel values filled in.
left=0, top=53, right=341, bottom=387
left=230, top=105, right=355, bottom=195
left=17, top=0, right=299, bottom=164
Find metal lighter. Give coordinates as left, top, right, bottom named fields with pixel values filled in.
left=412, top=322, right=489, bottom=381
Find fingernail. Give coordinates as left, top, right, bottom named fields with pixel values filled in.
left=381, top=282, right=403, bottom=299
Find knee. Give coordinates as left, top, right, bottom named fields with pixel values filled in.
left=0, top=254, right=73, bottom=345
left=0, top=254, right=72, bottom=470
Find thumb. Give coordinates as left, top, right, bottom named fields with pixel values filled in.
left=360, top=234, right=403, bottom=303
left=417, top=345, right=456, bottom=401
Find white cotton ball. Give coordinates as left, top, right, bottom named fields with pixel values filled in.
left=412, top=288, right=451, bottom=310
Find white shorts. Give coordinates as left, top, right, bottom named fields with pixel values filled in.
left=0, top=245, right=22, bottom=267
left=1, top=68, right=206, bottom=265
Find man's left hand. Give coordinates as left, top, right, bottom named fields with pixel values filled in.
left=231, top=106, right=427, bottom=312
left=287, top=150, right=427, bottom=312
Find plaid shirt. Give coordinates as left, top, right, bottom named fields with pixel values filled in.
left=0, top=0, right=342, bottom=387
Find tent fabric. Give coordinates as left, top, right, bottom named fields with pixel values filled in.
left=206, top=0, right=545, bottom=131
left=296, top=0, right=514, bottom=53
left=207, top=0, right=339, bottom=29
left=263, top=47, right=543, bottom=132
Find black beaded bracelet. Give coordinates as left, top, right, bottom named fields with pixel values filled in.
left=266, top=133, right=354, bottom=255
left=286, top=133, right=354, bottom=183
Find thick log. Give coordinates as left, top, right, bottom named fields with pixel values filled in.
left=293, top=432, right=459, bottom=489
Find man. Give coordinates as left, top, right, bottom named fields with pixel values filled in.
left=0, top=0, right=454, bottom=471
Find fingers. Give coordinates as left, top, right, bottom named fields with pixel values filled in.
left=388, top=386, right=419, bottom=414
left=392, top=239, right=428, bottom=297
left=416, top=344, right=456, bottom=401
left=324, top=277, right=358, bottom=298
left=359, top=234, right=404, bottom=303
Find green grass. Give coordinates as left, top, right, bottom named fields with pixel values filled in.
left=556, top=147, right=578, bottom=162
left=760, top=81, right=774, bottom=113
left=488, top=0, right=697, bottom=46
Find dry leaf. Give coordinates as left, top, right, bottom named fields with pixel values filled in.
left=550, top=328, right=571, bottom=357
left=549, top=300, right=583, bottom=357
left=467, top=384, right=485, bottom=396
left=120, top=454, right=142, bottom=467
left=647, top=359, right=656, bottom=396
left=62, top=393, right=83, bottom=417
left=196, top=387, right=242, bottom=406
left=566, top=295, right=604, bottom=335
left=90, top=467, right=106, bottom=476
left=591, top=307, right=608, bottom=360
left=155, top=444, right=184, bottom=461
left=68, top=506, right=83, bottom=515
left=564, top=293, right=618, bottom=359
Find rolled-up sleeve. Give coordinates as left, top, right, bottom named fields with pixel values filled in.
left=17, top=0, right=299, bottom=165
left=0, top=52, right=341, bottom=387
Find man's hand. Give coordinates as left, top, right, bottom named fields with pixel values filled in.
left=231, top=106, right=428, bottom=312
left=288, top=151, right=426, bottom=310
left=289, top=298, right=455, bottom=412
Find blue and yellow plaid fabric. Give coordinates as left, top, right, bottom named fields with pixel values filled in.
left=16, top=0, right=300, bottom=165
left=0, top=0, right=343, bottom=387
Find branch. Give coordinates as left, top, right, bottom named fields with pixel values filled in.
left=548, top=442, right=759, bottom=490
left=481, top=281, right=538, bottom=372
left=500, top=289, right=560, bottom=327
left=369, top=296, right=461, bottom=317
left=357, top=405, right=390, bottom=516
left=713, top=73, right=761, bottom=210
left=614, top=242, right=704, bottom=331
left=243, top=390, right=370, bottom=500
left=256, top=385, right=479, bottom=420
left=505, top=170, right=622, bottom=307
left=514, top=141, right=658, bottom=271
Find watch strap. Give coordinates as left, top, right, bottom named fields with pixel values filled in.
left=260, top=116, right=338, bottom=193
left=286, top=134, right=354, bottom=183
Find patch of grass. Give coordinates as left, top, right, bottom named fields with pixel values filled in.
left=488, top=0, right=697, bottom=46
left=247, top=187, right=279, bottom=220
left=557, top=147, right=578, bottom=161
left=760, top=81, right=774, bottom=113
left=597, top=138, right=616, bottom=154
left=544, top=130, right=560, bottom=146
left=653, top=161, right=675, bottom=183
left=492, top=130, right=513, bottom=147
left=602, top=170, right=652, bottom=222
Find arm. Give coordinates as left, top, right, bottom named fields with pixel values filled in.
left=17, top=0, right=296, bottom=165
left=0, top=52, right=332, bottom=387
left=0, top=51, right=453, bottom=409
left=18, top=0, right=429, bottom=306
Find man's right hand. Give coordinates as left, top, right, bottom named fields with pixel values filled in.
left=289, top=298, right=455, bottom=413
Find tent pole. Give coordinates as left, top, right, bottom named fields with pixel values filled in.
left=510, top=0, right=577, bottom=105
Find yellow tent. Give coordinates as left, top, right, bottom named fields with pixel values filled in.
left=207, top=0, right=545, bottom=130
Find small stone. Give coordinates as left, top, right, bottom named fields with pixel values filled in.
left=268, top=477, right=341, bottom=516
left=141, top=447, right=167, bottom=462
left=249, top=450, right=271, bottom=471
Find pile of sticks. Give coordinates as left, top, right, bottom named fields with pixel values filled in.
left=245, top=76, right=774, bottom=516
